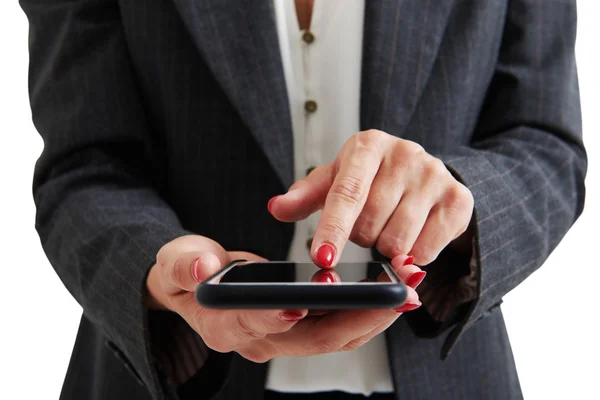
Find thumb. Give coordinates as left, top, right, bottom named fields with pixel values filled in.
left=269, top=163, right=334, bottom=222
left=155, top=235, right=231, bottom=293
left=169, top=250, right=268, bottom=292
left=168, top=251, right=222, bottom=292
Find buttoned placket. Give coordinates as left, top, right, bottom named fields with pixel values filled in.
left=267, top=1, right=395, bottom=394
left=301, top=26, right=318, bottom=255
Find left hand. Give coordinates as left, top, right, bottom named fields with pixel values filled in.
left=268, top=129, right=474, bottom=267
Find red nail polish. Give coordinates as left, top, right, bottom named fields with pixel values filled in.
left=403, top=255, right=415, bottom=266
left=395, top=301, right=422, bottom=313
left=315, top=243, right=335, bottom=267
left=267, top=196, right=280, bottom=213
left=279, top=311, right=305, bottom=322
left=191, top=258, right=201, bottom=282
left=317, top=271, right=336, bottom=283
left=406, top=271, right=427, bottom=289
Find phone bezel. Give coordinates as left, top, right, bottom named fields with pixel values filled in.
left=195, top=260, right=407, bottom=309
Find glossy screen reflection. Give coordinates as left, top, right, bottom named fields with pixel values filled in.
left=216, top=262, right=397, bottom=284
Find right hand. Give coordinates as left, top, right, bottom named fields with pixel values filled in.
left=147, top=235, right=423, bottom=363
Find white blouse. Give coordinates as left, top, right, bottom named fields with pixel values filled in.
left=265, top=0, right=394, bottom=395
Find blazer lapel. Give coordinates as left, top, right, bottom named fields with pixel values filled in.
left=361, top=0, right=454, bottom=135
left=171, top=0, right=294, bottom=189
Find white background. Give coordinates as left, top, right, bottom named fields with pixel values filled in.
left=0, top=1, right=598, bottom=399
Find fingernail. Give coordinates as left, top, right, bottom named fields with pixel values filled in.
left=315, top=243, right=335, bottom=267
left=267, top=196, right=280, bottom=214
left=279, top=311, right=305, bottom=322
left=403, top=255, right=415, bottom=266
left=395, top=301, right=422, bottom=313
left=191, top=258, right=201, bottom=282
left=406, top=271, right=427, bottom=289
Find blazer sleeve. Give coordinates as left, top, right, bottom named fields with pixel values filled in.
left=405, top=0, right=587, bottom=359
left=21, top=0, right=190, bottom=397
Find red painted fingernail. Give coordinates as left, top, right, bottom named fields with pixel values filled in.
left=403, top=255, right=415, bottom=266
left=279, top=311, right=305, bottom=322
left=267, top=196, right=280, bottom=214
left=395, top=301, right=422, bottom=313
left=406, top=271, right=427, bottom=289
left=191, top=258, right=201, bottom=282
left=315, top=243, right=335, bottom=267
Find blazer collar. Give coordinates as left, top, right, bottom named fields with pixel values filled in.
left=172, top=0, right=453, bottom=188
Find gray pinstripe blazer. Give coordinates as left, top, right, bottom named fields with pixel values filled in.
left=20, top=0, right=586, bottom=399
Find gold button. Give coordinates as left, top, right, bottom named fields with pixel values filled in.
left=306, top=166, right=316, bottom=176
left=306, top=237, right=313, bottom=250
left=302, top=31, right=315, bottom=44
left=304, top=100, right=318, bottom=113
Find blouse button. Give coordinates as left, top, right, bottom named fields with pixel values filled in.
left=304, top=100, right=318, bottom=113
left=302, top=31, right=315, bottom=44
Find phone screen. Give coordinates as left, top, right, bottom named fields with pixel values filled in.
left=209, top=261, right=399, bottom=285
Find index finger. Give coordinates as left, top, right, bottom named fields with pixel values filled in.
left=311, top=135, right=382, bottom=267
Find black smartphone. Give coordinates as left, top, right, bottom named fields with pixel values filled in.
left=195, top=260, right=407, bottom=309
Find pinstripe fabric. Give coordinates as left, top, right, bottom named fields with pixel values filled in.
left=20, top=0, right=585, bottom=400
left=149, top=311, right=209, bottom=386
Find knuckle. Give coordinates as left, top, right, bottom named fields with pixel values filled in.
left=446, top=184, right=474, bottom=212
left=376, top=234, right=411, bottom=259
left=389, top=141, right=423, bottom=171
left=441, top=186, right=474, bottom=227
left=321, top=215, right=349, bottom=243
left=423, top=157, right=447, bottom=180
left=330, top=176, right=365, bottom=207
left=404, top=140, right=425, bottom=156
left=412, top=244, right=439, bottom=266
left=356, top=129, right=382, bottom=147
left=350, top=215, right=379, bottom=248
left=341, top=337, right=371, bottom=352
left=350, top=226, right=378, bottom=248
left=363, top=128, right=385, bottom=138
left=353, top=131, right=386, bottom=158
left=387, top=156, right=408, bottom=181
left=233, top=314, right=264, bottom=341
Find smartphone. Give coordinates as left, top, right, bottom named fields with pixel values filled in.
left=195, top=260, right=407, bottom=309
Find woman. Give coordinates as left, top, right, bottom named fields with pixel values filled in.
left=21, top=0, right=585, bottom=399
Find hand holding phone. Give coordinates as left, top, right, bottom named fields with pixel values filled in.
left=148, top=235, right=422, bottom=364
